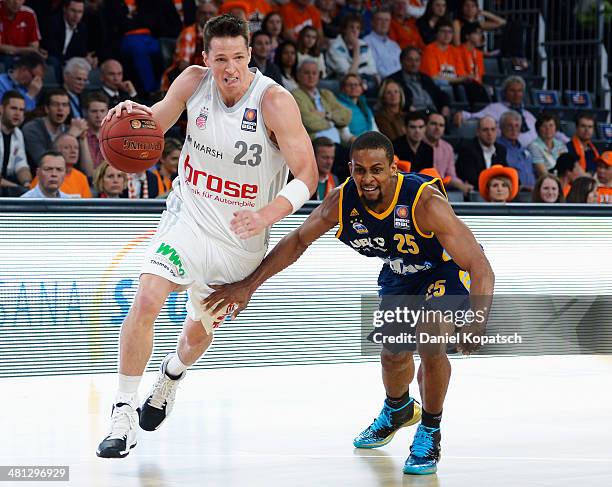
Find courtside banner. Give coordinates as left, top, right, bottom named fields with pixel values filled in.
left=0, top=210, right=611, bottom=377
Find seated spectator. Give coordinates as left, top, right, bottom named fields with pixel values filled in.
left=478, top=164, right=518, bottom=203
left=23, top=88, right=89, bottom=170
left=392, top=110, right=433, bottom=172
left=453, top=0, right=505, bottom=47
left=161, top=1, right=215, bottom=91
left=326, top=14, right=379, bottom=93
left=63, top=57, right=91, bottom=118
left=338, top=0, right=373, bottom=36
left=554, top=152, right=585, bottom=197
left=420, top=18, right=489, bottom=105
left=386, top=47, right=451, bottom=116
left=0, top=52, right=45, bottom=112
left=151, top=137, right=181, bottom=196
left=375, top=79, right=407, bottom=141
left=416, top=0, right=449, bottom=45
left=424, top=111, right=472, bottom=194
left=93, top=160, right=127, bottom=198
left=243, top=0, right=273, bottom=34
left=123, top=170, right=161, bottom=199
left=297, top=26, right=327, bottom=79
left=456, top=23, right=487, bottom=88
left=0, top=0, right=44, bottom=58
left=261, top=11, right=284, bottom=61
left=100, top=59, right=138, bottom=108
left=274, top=40, right=299, bottom=92
left=291, top=59, right=352, bottom=144
left=83, top=91, right=109, bottom=170
left=566, top=176, right=599, bottom=204
left=497, top=110, right=536, bottom=191
left=316, top=0, right=341, bottom=40
left=363, top=9, right=402, bottom=79
left=101, top=0, right=182, bottom=94
left=595, top=152, right=612, bottom=203
left=280, top=0, right=323, bottom=42
left=531, top=174, right=565, bottom=203
left=566, top=113, right=600, bottom=173
left=0, top=90, right=31, bottom=191
left=171, top=0, right=196, bottom=28
left=389, top=0, right=425, bottom=50
left=528, top=113, right=567, bottom=177
left=21, top=151, right=77, bottom=198
left=455, top=76, right=565, bottom=147
left=40, top=0, right=96, bottom=68
left=312, top=136, right=339, bottom=200
left=338, top=74, right=378, bottom=139
left=456, top=115, right=508, bottom=188
left=249, top=31, right=283, bottom=85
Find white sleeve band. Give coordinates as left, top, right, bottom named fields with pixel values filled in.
left=277, top=178, right=311, bottom=213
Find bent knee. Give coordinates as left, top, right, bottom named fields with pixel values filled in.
left=381, top=349, right=413, bottom=369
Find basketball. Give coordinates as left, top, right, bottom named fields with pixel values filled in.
left=99, top=113, right=164, bottom=173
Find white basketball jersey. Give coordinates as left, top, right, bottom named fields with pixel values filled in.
left=167, top=68, right=288, bottom=253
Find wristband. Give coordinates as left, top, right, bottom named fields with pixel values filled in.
left=277, top=179, right=311, bottom=213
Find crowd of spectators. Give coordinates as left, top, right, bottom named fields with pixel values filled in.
left=0, top=0, right=609, bottom=205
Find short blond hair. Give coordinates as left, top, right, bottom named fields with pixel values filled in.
left=93, top=161, right=127, bottom=195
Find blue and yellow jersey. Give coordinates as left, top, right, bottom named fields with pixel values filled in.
left=335, top=172, right=450, bottom=277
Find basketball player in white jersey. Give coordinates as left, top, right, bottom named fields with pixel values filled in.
left=96, top=14, right=318, bottom=458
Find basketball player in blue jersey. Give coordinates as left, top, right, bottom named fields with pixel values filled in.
left=203, top=131, right=495, bottom=475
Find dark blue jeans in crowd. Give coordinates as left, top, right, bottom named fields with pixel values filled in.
left=120, top=33, right=161, bottom=93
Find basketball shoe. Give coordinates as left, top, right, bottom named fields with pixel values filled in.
left=139, top=353, right=185, bottom=431
left=403, top=424, right=441, bottom=475
left=353, top=397, right=421, bottom=448
left=96, top=402, right=139, bottom=458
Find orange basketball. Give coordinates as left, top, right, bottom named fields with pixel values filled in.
left=99, top=113, right=164, bottom=173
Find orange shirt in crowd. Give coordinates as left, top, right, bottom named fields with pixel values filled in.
left=456, top=43, right=484, bottom=83
left=420, top=43, right=466, bottom=80
left=32, top=167, right=92, bottom=198
left=597, top=186, right=612, bottom=204
left=389, top=17, right=425, bottom=50
left=280, top=1, right=321, bottom=37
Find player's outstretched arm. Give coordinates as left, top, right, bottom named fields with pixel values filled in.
left=230, top=87, right=319, bottom=239
left=102, top=66, right=207, bottom=134
left=415, top=186, right=495, bottom=353
left=204, top=188, right=341, bottom=318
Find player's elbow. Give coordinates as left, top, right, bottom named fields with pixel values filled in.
left=470, top=254, right=495, bottom=290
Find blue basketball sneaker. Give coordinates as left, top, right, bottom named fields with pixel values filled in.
left=403, top=424, right=441, bottom=475
left=353, top=397, right=421, bottom=448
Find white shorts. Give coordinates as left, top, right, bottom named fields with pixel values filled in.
left=141, top=210, right=266, bottom=334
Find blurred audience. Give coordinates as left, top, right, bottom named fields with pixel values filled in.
left=455, top=115, right=507, bottom=188
left=63, top=57, right=91, bottom=118
left=363, top=9, right=401, bottom=79
left=124, top=170, right=161, bottom=198
left=100, top=59, right=137, bottom=108
left=83, top=90, right=109, bottom=170
left=531, top=174, right=565, bottom=203
left=316, top=0, right=340, bottom=40
left=275, top=40, right=299, bottom=91
left=261, top=11, right=284, bottom=61
left=21, top=151, right=75, bottom=198
left=392, top=110, right=433, bottom=172
left=452, top=0, right=505, bottom=46
left=338, top=74, right=378, bottom=139
left=312, top=136, right=338, bottom=200
left=478, top=164, right=518, bottom=203
left=417, top=0, right=449, bottom=45
left=93, top=160, right=127, bottom=198
left=498, top=110, right=536, bottom=191
left=249, top=31, right=283, bottom=85
left=43, top=132, right=91, bottom=196
left=338, top=0, right=373, bottom=36
left=554, top=152, right=585, bottom=197
left=389, top=0, right=425, bottom=50
left=566, top=113, right=599, bottom=173
left=374, top=79, right=407, bottom=141
left=297, top=26, right=326, bottom=79
left=595, top=152, right=612, bottom=203
left=528, top=113, right=567, bottom=177
left=0, top=0, right=44, bottom=58
left=0, top=52, right=45, bottom=112
left=387, top=47, right=451, bottom=116
left=151, top=137, right=181, bottom=196
left=280, top=0, right=323, bottom=42
left=0, top=90, right=31, bottom=190
left=566, top=176, right=599, bottom=203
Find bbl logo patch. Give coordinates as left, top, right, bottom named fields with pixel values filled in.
left=241, top=108, right=257, bottom=132
left=394, top=205, right=410, bottom=229
left=130, top=119, right=142, bottom=129
left=352, top=222, right=368, bottom=235
left=196, top=106, right=208, bottom=130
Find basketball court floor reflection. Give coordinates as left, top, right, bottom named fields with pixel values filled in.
left=3, top=355, right=611, bottom=487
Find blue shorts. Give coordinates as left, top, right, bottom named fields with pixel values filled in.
left=370, top=261, right=471, bottom=353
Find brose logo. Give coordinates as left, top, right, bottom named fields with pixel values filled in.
left=184, top=155, right=258, bottom=199
left=155, top=243, right=185, bottom=277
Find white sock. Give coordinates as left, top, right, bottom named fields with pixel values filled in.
left=115, top=373, right=142, bottom=405
left=165, top=352, right=188, bottom=378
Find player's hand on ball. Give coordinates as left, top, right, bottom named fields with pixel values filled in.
left=103, top=100, right=152, bottom=125
left=231, top=210, right=267, bottom=239
left=202, top=282, right=254, bottom=320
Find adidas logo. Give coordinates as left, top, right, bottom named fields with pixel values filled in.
left=350, top=208, right=359, bottom=217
